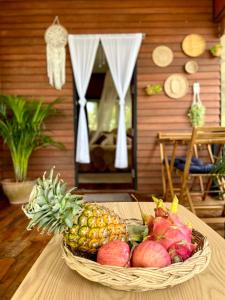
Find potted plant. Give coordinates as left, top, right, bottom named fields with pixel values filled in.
left=0, top=95, right=64, bottom=204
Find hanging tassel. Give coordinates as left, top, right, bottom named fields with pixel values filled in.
left=46, top=45, right=66, bottom=90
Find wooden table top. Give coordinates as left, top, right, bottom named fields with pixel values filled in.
left=158, top=132, right=192, bottom=143
left=12, top=202, right=225, bottom=300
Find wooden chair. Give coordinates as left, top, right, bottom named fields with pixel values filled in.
left=172, top=127, right=225, bottom=221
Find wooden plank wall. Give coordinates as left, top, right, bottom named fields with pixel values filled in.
left=0, top=0, right=220, bottom=193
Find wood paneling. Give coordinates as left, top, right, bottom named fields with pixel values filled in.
left=0, top=0, right=220, bottom=193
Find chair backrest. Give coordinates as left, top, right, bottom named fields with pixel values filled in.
left=194, top=127, right=225, bottom=145
left=183, top=127, right=225, bottom=178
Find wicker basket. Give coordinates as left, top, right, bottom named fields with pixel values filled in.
left=62, top=229, right=211, bottom=292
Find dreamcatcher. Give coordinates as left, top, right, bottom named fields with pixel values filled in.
left=44, top=16, right=68, bottom=90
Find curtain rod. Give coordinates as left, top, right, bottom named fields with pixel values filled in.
left=69, top=33, right=146, bottom=39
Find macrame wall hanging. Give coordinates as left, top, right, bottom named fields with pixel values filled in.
left=188, top=82, right=205, bottom=127
left=44, top=16, right=68, bottom=90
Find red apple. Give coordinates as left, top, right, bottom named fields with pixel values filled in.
left=97, top=240, right=130, bottom=267
left=131, top=240, right=171, bottom=268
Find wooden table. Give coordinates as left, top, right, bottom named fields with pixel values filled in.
left=12, top=202, right=225, bottom=300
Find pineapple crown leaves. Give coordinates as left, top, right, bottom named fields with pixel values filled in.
left=22, top=167, right=84, bottom=234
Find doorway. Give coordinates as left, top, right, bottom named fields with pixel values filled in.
left=73, top=45, right=137, bottom=190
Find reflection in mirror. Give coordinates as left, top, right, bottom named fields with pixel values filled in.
left=77, top=44, right=135, bottom=190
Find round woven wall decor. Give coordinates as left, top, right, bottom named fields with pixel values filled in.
left=182, top=34, right=206, bottom=57
left=152, top=45, right=174, bottom=67
left=185, top=61, right=199, bottom=74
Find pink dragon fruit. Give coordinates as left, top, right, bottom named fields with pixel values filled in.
left=149, top=196, right=193, bottom=251
left=152, top=196, right=169, bottom=218
left=156, top=226, right=190, bottom=250
left=151, top=217, right=171, bottom=237
left=168, top=214, right=192, bottom=243
left=168, top=241, right=197, bottom=262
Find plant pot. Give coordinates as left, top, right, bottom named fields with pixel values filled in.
left=1, top=180, right=36, bottom=204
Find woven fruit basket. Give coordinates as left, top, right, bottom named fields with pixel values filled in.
left=22, top=169, right=211, bottom=293
left=62, top=229, right=211, bottom=292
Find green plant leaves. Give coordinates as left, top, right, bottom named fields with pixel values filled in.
left=127, top=224, right=149, bottom=243
left=211, top=155, right=225, bottom=174
left=188, top=103, right=205, bottom=128
left=0, top=95, right=65, bottom=181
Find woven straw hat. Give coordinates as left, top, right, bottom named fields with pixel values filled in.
left=164, top=74, right=189, bottom=99
left=185, top=61, right=199, bottom=74
left=152, top=45, right=174, bottom=67
left=182, top=34, right=206, bottom=57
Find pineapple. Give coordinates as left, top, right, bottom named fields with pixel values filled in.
left=22, top=168, right=128, bottom=254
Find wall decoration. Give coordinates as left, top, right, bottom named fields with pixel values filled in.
left=145, top=84, right=162, bottom=96
left=188, top=82, right=205, bottom=127
left=210, top=43, right=222, bottom=57
left=44, top=16, right=68, bottom=90
left=182, top=34, right=206, bottom=57
left=164, top=74, right=189, bottom=99
left=152, top=45, right=174, bottom=67
left=185, top=61, right=199, bottom=74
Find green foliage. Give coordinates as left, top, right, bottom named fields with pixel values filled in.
left=22, top=168, right=84, bottom=234
left=211, top=155, right=225, bottom=174
left=187, top=103, right=205, bottom=128
left=145, top=84, right=162, bottom=96
left=127, top=224, right=148, bottom=243
left=0, top=95, right=65, bottom=181
left=210, top=43, right=222, bottom=57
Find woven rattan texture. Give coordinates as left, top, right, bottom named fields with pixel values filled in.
left=62, top=229, right=211, bottom=292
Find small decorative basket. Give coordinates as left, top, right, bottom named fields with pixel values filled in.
left=62, top=229, right=211, bottom=292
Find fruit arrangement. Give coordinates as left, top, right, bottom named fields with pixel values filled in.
left=23, top=169, right=198, bottom=269
left=23, top=169, right=211, bottom=291
left=96, top=196, right=197, bottom=268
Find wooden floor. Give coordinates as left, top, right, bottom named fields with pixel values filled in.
left=0, top=197, right=224, bottom=300
left=0, top=201, right=51, bottom=300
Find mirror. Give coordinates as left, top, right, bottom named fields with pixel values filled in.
left=75, top=44, right=136, bottom=189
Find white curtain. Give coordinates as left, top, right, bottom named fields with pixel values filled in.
left=90, top=71, right=117, bottom=144
left=101, top=34, right=142, bottom=168
left=68, top=35, right=99, bottom=163
left=90, top=71, right=132, bottom=145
